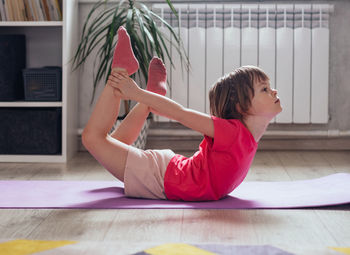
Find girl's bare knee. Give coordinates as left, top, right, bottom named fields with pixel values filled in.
left=81, top=129, right=103, bottom=152
left=81, top=127, right=129, bottom=178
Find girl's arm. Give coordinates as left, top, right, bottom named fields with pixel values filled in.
left=109, top=71, right=214, bottom=138
left=137, top=90, right=214, bottom=138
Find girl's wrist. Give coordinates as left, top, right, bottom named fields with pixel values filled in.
left=133, top=85, right=144, bottom=102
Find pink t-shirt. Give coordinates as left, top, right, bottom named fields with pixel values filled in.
left=164, top=116, right=258, bottom=201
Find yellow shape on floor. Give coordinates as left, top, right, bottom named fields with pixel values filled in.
left=0, top=240, right=76, bottom=255
left=145, top=243, right=216, bottom=255
left=330, top=247, right=350, bottom=255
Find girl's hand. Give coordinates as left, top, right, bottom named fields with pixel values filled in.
left=107, top=69, right=140, bottom=100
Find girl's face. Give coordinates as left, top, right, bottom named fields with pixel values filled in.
left=247, top=79, right=282, bottom=119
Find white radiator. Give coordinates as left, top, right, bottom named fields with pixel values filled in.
left=152, top=3, right=332, bottom=124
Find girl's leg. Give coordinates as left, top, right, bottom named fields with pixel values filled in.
left=110, top=57, right=168, bottom=145
left=110, top=102, right=150, bottom=145
left=83, top=31, right=169, bottom=181
left=82, top=82, right=129, bottom=182
left=82, top=26, right=139, bottom=182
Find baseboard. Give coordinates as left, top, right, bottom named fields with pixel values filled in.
left=146, top=129, right=350, bottom=151
left=258, top=136, right=350, bottom=150
left=78, top=128, right=350, bottom=152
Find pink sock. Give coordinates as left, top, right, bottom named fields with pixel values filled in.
left=146, top=57, right=167, bottom=96
left=111, top=26, right=139, bottom=76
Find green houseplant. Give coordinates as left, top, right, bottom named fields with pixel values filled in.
left=73, top=0, right=188, bottom=149
left=73, top=0, right=188, bottom=111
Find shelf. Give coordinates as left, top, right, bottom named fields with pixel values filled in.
left=0, top=154, right=65, bottom=163
left=0, top=21, right=63, bottom=27
left=0, top=102, right=63, bottom=107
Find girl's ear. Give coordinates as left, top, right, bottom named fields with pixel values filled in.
left=235, top=103, right=243, bottom=115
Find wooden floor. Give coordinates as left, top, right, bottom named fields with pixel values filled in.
left=0, top=150, right=349, bottom=255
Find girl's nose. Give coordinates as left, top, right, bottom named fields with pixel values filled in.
left=272, top=89, right=277, bottom=97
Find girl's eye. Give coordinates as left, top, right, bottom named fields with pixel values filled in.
left=262, top=87, right=268, bottom=92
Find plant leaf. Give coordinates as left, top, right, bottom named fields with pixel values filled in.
left=164, top=0, right=178, bottom=19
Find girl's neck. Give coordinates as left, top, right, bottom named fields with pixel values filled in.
left=242, top=116, right=271, bottom=142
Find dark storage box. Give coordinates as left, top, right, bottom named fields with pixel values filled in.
left=0, top=108, right=62, bottom=154
left=0, top=35, right=26, bottom=101
left=23, top=67, right=62, bottom=101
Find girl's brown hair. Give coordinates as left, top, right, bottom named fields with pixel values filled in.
left=209, top=65, right=269, bottom=120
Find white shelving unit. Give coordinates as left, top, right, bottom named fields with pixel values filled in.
left=0, top=102, right=63, bottom=107
left=0, top=21, right=63, bottom=26
left=0, top=0, right=79, bottom=163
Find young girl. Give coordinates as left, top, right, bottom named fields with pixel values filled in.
left=82, top=27, right=282, bottom=201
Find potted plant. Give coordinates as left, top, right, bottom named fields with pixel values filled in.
left=73, top=0, right=188, bottom=149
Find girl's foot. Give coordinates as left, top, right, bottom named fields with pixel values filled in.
left=146, top=57, right=167, bottom=96
left=112, top=26, right=139, bottom=76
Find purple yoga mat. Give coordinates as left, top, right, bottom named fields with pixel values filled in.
left=0, top=173, right=349, bottom=209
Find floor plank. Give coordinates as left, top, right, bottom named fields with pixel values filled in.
left=27, top=209, right=118, bottom=241
left=251, top=210, right=338, bottom=247
left=276, top=151, right=337, bottom=180
left=181, top=210, right=257, bottom=244
left=247, top=151, right=291, bottom=181
left=104, top=209, right=183, bottom=243
left=320, top=151, right=350, bottom=173
left=0, top=210, right=52, bottom=239
left=315, top=208, right=350, bottom=246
